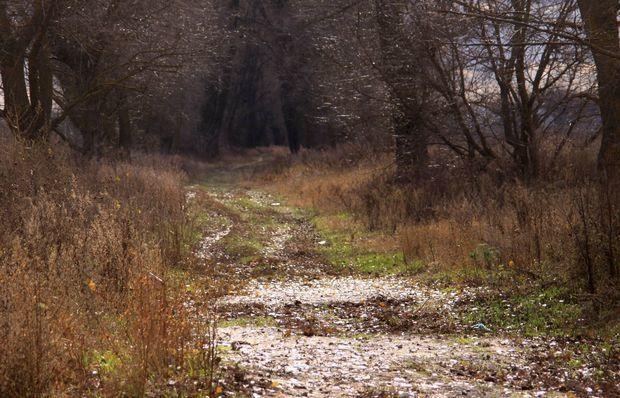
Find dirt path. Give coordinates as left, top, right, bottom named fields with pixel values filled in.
left=188, top=158, right=612, bottom=398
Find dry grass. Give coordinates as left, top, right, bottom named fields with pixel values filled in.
left=0, top=136, right=216, bottom=396
left=265, top=144, right=619, bottom=322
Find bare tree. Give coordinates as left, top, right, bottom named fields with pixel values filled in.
left=1, top=0, right=220, bottom=157
left=436, top=0, right=592, bottom=178
left=446, top=0, right=618, bottom=181
left=51, top=0, right=217, bottom=157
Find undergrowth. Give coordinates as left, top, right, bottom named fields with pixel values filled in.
left=459, top=286, right=584, bottom=337
left=261, top=144, right=619, bottom=337
left=0, top=136, right=217, bottom=396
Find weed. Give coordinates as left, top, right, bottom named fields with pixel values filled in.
left=0, top=137, right=218, bottom=396
left=261, top=143, right=619, bottom=336
left=460, top=286, right=584, bottom=336
left=402, top=359, right=430, bottom=375
left=453, top=336, right=474, bottom=345
left=469, top=244, right=501, bottom=269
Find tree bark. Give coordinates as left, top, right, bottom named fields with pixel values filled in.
left=577, top=0, right=620, bottom=186
left=375, top=0, right=429, bottom=181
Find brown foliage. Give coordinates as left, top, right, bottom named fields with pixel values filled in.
left=0, top=136, right=207, bottom=396
left=269, top=144, right=619, bottom=303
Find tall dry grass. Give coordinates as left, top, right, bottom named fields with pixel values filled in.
left=0, top=136, right=213, bottom=396
left=268, top=144, right=619, bottom=312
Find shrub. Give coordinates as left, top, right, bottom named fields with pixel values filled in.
left=0, top=136, right=213, bottom=396
left=265, top=143, right=619, bottom=318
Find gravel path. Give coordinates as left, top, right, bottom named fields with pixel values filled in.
left=188, top=163, right=615, bottom=398
left=191, top=183, right=560, bottom=398
left=219, top=277, right=444, bottom=307
left=219, top=326, right=532, bottom=398
left=215, top=272, right=546, bottom=397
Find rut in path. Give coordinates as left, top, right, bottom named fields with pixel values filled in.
left=188, top=159, right=607, bottom=398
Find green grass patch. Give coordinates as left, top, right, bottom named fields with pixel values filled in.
left=453, top=336, right=475, bottom=345
left=183, top=189, right=236, bottom=256
left=460, top=286, right=584, bottom=337
left=228, top=196, right=263, bottom=210
left=356, top=252, right=425, bottom=275
left=223, top=196, right=279, bottom=225
left=313, top=213, right=425, bottom=275
left=84, top=349, right=126, bottom=376
left=220, top=233, right=263, bottom=262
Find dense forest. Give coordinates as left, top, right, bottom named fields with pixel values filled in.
left=1, top=1, right=618, bottom=177
left=0, top=0, right=618, bottom=397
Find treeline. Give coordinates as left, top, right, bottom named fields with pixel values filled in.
left=0, top=0, right=222, bottom=156
left=1, top=1, right=617, bottom=184
left=199, top=1, right=618, bottom=296
left=205, top=0, right=618, bottom=182
left=205, top=0, right=619, bottom=293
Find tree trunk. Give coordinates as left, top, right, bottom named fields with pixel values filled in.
left=577, top=0, right=620, bottom=187
left=393, top=107, right=428, bottom=180
left=0, top=1, right=54, bottom=139
left=0, top=48, right=30, bottom=134
left=281, top=89, right=301, bottom=154
left=53, top=40, right=116, bottom=158
left=375, top=0, right=429, bottom=181
left=28, top=38, right=54, bottom=138
left=512, top=0, right=539, bottom=180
